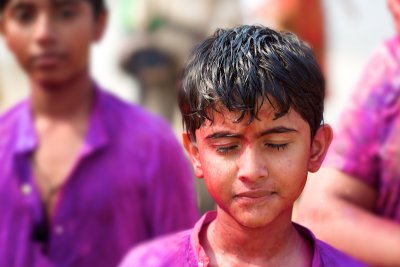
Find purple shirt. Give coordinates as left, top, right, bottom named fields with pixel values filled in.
left=119, top=211, right=366, bottom=267
left=324, top=36, right=400, bottom=221
left=0, top=84, right=199, bottom=267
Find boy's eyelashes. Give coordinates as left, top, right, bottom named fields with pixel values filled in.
left=214, top=142, right=289, bottom=154
left=215, top=145, right=239, bottom=154
left=266, top=143, right=288, bottom=151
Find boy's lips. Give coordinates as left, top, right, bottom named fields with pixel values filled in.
left=31, top=53, right=66, bottom=68
left=234, top=189, right=276, bottom=205
left=234, top=189, right=276, bottom=199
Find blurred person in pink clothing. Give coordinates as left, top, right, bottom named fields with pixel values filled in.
left=296, top=1, right=400, bottom=266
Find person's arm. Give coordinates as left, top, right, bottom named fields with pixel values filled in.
left=295, top=167, right=400, bottom=267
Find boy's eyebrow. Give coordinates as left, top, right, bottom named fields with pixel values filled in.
left=205, top=126, right=298, bottom=140
left=206, top=132, right=241, bottom=140
left=7, top=0, right=34, bottom=9
left=258, top=126, right=298, bottom=137
left=7, top=0, right=79, bottom=9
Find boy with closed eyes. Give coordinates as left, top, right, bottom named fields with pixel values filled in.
left=119, top=25, right=366, bottom=267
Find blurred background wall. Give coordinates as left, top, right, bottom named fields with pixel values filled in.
left=323, top=0, right=394, bottom=125
left=0, top=0, right=394, bottom=128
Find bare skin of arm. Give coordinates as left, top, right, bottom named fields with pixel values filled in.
left=295, top=167, right=400, bottom=267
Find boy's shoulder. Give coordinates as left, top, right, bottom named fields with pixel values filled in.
left=119, top=228, right=194, bottom=267
left=0, top=100, right=30, bottom=147
left=97, top=88, right=174, bottom=137
left=295, top=223, right=367, bottom=267
left=314, top=239, right=367, bottom=267
left=119, top=212, right=216, bottom=267
left=0, top=100, right=32, bottom=166
left=0, top=100, right=29, bottom=128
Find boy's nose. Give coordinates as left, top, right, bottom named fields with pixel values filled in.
left=33, top=15, right=56, bottom=45
left=237, top=146, right=268, bottom=183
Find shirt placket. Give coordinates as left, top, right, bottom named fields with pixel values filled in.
left=15, top=153, right=51, bottom=257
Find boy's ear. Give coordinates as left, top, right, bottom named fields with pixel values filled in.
left=93, top=10, right=108, bottom=42
left=308, top=124, right=333, bottom=173
left=182, top=133, right=204, bottom=178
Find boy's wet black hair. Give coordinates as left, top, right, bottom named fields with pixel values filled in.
left=179, top=25, right=325, bottom=141
left=0, top=0, right=106, bottom=17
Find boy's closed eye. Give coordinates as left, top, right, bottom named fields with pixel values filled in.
left=212, top=139, right=290, bottom=155
left=215, top=144, right=240, bottom=154
left=264, top=143, right=288, bottom=151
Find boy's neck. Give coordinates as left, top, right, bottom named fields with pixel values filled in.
left=30, top=74, right=94, bottom=119
left=202, top=208, right=312, bottom=267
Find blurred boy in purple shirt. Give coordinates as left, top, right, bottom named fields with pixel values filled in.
left=119, top=25, right=366, bottom=267
left=0, top=0, right=198, bottom=266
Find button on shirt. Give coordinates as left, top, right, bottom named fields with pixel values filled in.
left=119, top=211, right=366, bottom=267
left=0, top=84, right=199, bottom=267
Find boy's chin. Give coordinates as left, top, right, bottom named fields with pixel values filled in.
left=236, top=215, right=275, bottom=229
left=230, top=205, right=293, bottom=229
left=32, top=73, right=83, bottom=89
left=229, top=209, right=278, bottom=229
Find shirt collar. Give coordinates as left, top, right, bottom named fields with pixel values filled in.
left=190, top=211, right=216, bottom=267
left=293, top=222, right=320, bottom=267
left=14, top=82, right=109, bottom=156
left=15, top=100, right=38, bottom=154
left=189, top=212, right=320, bottom=267
left=80, top=83, right=109, bottom=156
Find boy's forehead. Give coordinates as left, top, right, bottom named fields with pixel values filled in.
left=200, top=102, right=280, bottom=132
left=196, top=107, right=309, bottom=138
left=206, top=100, right=279, bottom=125
left=6, top=0, right=82, bottom=5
